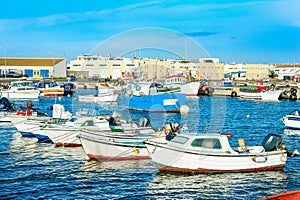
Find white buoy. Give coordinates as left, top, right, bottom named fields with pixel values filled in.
left=246, top=114, right=250, bottom=118
left=180, top=105, right=190, bottom=114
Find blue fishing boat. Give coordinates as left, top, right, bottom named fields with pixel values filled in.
left=63, top=78, right=75, bottom=96
left=121, top=82, right=187, bottom=112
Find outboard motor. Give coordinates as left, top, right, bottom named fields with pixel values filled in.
left=262, top=133, right=283, bottom=151
left=0, top=97, right=15, bottom=111
left=138, top=117, right=150, bottom=127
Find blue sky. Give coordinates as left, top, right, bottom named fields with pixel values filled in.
left=0, top=0, right=299, bottom=63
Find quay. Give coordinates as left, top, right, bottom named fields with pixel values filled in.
left=1, top=78, right=299, bottom=100
left=73, top=79, right=300, bottom=100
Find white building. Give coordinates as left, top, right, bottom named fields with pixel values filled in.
left=68, top=55, right=140, bottom=79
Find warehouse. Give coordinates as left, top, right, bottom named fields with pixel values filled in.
left=0, top=58, right=67, bottom=78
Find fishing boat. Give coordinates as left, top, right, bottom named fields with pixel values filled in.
left=0, top=80, right=40, bottom=99
left=122, top=82, right=187, bottom=112
left=33, top=115, right=112, bottom=146
left=144, top=132, right=298, bottom=173
left=37, top=114, right=155, bottom=147
left=197, top=80, right=214, bottom=96
left=77, top=130, right=165, bottom=161
left=78, top=88, right=119, bottom=103
left=63, top=78, right=75, bottom=96
left=78, top=93, right=119, bottom=103
left=239, top=85, right=283, bottom=101
left=8, top=103, right=72, bottom=138
left=164, top=74, right=200, bottom=96
left=281, top=110, right=300, bottom=129
left=37, top=81, right=64, bottom=97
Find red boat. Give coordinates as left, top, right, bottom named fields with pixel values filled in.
left=260, top=190, right=300, bottom=200
left=255, top=79, right=267, bottom=91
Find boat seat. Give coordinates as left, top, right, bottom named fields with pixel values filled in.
left=238, top=138, right=247, bottom=152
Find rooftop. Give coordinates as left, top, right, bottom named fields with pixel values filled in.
left=0, top=58, right=64, bottom=66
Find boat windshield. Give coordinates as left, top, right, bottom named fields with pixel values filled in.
left=290, top=110, right=300, bottom=116
left=11, top=81, right=33, bottom=87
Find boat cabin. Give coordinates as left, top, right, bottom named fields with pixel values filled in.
left=165, top=74, right=186, bottom=85
left=10, top=81, right=36, bottom=88
left=168, top=133, right=283, bottom=154
left=125, top=82, right=161, bottom=96
left=65, top=116, right=111, bottom=130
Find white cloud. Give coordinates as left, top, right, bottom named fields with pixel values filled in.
left=0, top=1, right=161, bottom=30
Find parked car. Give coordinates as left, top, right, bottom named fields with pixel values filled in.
left=0, top=71, right=22, bottom=78
left=0, top=71, right=29, bottom=78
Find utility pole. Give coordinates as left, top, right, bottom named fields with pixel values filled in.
left=0, top=46, right=7, bottom=78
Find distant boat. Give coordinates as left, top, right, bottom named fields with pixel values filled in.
left=0, top=80, right=40, bottom=99
left=239, top=83, right=283, bottom=101
left=37, top=81, right=64, bottom=97
left=164, top=74, right=200, bottom=96
left=197, top=80, right=214, bottom=96
left=78, top=93, right=119, bottom=103
left=122, top=81, right=187, bottom=112
left=78, top=88, right=119, bottom=103
left=63, top=79, right=75, bottom=96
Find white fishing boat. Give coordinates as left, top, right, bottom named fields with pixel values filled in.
left=0, top=81, right=40, bottom=99
left=37, top=114, right=156, bottom=147
left=145, top=133, right=298, bottom=173
left=8, top=104, right=72, bottom=138
left=77, top=130, right=164, bottom=161
left=239, top=85, right=283, bottom=101
left=281, top=110, right=300, bottom=129
left=78, top=93, right=119, bottom=103
left=34, top=115, right=112, bottom=147
left=164, top=74, right=201, bottom=96
left=36, top=80, right=64, bottom=97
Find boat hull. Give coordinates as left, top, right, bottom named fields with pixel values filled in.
left=239, top=91, right=262, bottom=99
left=240, top=90, right=282, bottom=101
left=78, top=93, right=119, bottom=102
left=282, top=115, right=300, bottom=129
left=145, top=141, right=287, bottom=173
left=39, top=88, right=64, bottom=97
left=39, top=127, right=81, bottom=147
left=259, top=190, right=300, bottom=200
left=78, top=133, right=150, bottom=161
left=124, top=93, right=186, bottom=112
left=0, top=90, right=40, bottom=99
left=180, top=82, right=201, bottom=97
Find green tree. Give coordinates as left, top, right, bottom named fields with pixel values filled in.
left=268, top=70, right=278, bottom=79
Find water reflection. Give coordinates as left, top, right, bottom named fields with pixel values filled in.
left=80, top=159, right=155, bottom=172
left=284, top=128, right=300, bottom=136
left=147, top=171, right=288, bottom=199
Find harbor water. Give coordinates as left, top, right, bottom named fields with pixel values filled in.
left=0, top=90, right=300, bottom=199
